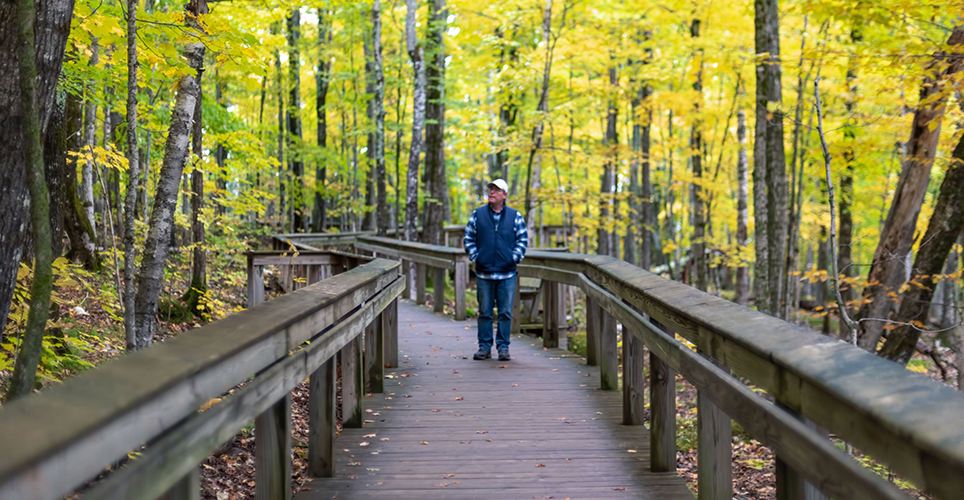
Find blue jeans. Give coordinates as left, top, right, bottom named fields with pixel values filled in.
left=476, top=275, right=516, bottom=351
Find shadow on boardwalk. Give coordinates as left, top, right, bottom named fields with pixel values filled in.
left=295, top=299, right=694, bottom=500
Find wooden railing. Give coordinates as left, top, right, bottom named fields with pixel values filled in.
left=343, top=237, right=964, bottom=500
left=0, top=254, right=403, bottom=500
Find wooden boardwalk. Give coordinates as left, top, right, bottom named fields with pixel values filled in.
left=296, top=299, right=694, bottom=500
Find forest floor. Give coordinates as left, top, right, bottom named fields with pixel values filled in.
left=1, top=276, right=951, bottom=500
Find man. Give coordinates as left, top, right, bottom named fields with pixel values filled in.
left=463, top=179, right=528, bottom=361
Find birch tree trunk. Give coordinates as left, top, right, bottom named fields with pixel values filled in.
left=131, top=4, right=206, bottom=350
left=371, top=0, right=388, bottom=235
left=856, top=27, right=964, bottom=351
left=122, top=0, right=140, bottom=341
left=423, top=0, right=447, bottom=245
left=82, top=41, right=98, bottom=241
left=184, top=53, right=206, bottom=317
left=838, top=25, right=861, bottom=339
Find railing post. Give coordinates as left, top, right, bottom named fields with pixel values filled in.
left=696, top=339, right=732, bottom=500
left=383, top=298, right=399, bottom=368
left=776, top=407, right=830, bottom=500
left=542, top=281, right=559, bottom=348
left=341, top=334, right=364, bottom=428
left=416, top=263, right=426, bottom=305
left=697, top=389, right=731, bottom=500
left=308, top=358, right=335, bottom=477
left=511, top=276, right=521, bottom=334
left=255, top=393, right=292, bottom=500
left=365, top=317, right=384, bottom=394
left=454, top=260, right=468, bottom=321
left=154, top=470, right=200, bottom=500
left=434, top=266, right=446, bottom=314
left=402, top=259, right=412, bottom=300
left=599, top=308, right=618, bottom=391
left=585, top=294, right=599, bottom=366
left=622, top=329, right=645, bottom=425
left=650, top=321, right=676, bottom=472
left=247, top=254, right=264, bottom=307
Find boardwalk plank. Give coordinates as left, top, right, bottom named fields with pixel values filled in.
left=295, top=300, right=694, bottom=500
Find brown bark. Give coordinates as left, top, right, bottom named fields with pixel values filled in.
left=313, top=9, right=332, bottom=233
left=856, top=27, right=964, bottom=351
left=878, top=133, right=964, bottom=364
left=690, top=18, right=707, bottom=291
left=0, top=0, right=74, bottom=347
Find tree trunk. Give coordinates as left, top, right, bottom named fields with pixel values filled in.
left=131, top=5, right=205, bottom=350
left=184, top=55, right=206, bottom=318
left=690, top=19, right=707, bottom=291
left=838, top=26, right=862, bottom=339
left=598, top=63, right=617, bottom=257
left=856, top=27, right=964, bottom=351
left=0, top=0, right=73, bottom=355
left=423, top=0, right=447, bottom=245
left=405, top=0, right=425, bottom=293
left=63, top=90, right=99, bottom=269
left=523, top=0, right=555, bottom=229
left=81, top=41, right=98, bottom=242
left=122, top=0, right=141, bottom=343
left=878, top=132, right=964, bottom=364
left=735, top=108, right=750, bottom=306
left=287, top=10, right=305, bottom=232
left=371, top=0, right=388, bottom=235
left=6, top=0, right=72, bottom=400
left=313, top=9, right=331, bottom=233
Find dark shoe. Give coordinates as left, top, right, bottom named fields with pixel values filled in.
left=498, top=349, right=510, bottom=361
left=473, top=348, right=491, bottom=360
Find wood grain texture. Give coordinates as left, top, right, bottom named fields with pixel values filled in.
left=295, top=300, right=693, bottom=500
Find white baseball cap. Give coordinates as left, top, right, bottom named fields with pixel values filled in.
left=487, top=178, right=508, bottom=193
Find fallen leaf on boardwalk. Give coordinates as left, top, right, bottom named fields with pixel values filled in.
left=477, top=430, right=488, bottom=434
left=627, top=449, right=637, bottom=453
left=613, top=487, right=626, bottom=491
left=442, top=474, right=456, bottom=478
left=455, top=397, right=463, bottom=400
left=513, top=383, right=519, bottom=387
left=359, top=442, right=370, bottom=447
left=432, top=409, right=441, bottom=412
left=380, top=438, right=389, bottom=441
left=453, top=369, right=459, bottom=374
left=454, top=480, right=461, bottom=484
left=420, top=441, right=429, bottom=445
left=535, top=464, right=546, bottom=467
left=498, top=365, right=508, bottom=368
left=404, top=395, right=413, bottom=398
left=400, top=373, right=410, bottom=377
left=434, top=483, right=449, bottom=487
left=552, top=369, right=559, bottom=372
left=247, top=481, right=255, bottom=487
left=486, top=439, right=492, bottom=442
left=348, top=462, right=361, bottom=466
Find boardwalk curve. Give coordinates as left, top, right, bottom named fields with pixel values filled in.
left=296, top=299, right=693, bottom=500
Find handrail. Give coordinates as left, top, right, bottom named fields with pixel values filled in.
left=0, top=257, right=402, bottom=500
left=329, top=231, right=964, bottom=500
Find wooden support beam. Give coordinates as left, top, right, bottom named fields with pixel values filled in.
left=154, top=470, right=199, bottom=500
left=542, top=281, right=559, bottom=348
left=255, top=394, right=292, bottom=500
left=383, top=299, right=399, bottom=368
left=599, top=308, right=618, bottom=391
left=622, top=331, right=645, bottom=425
left=697, top=388, right=732, bottom=500
left=454, top=261, right=468, bottom=321
left=511, top=277, right=521, bottom=334
left=416, top=263, right=426, bottom=305
left=585, top=295, right=599, bottom=366
left=308, top=359, right=335, bottom=478
left=341, top=336, right=364, bottom=428
left=650, top=350, right=677, bottom=472
left=401, top=259, right=412, bottom=300
left=365, top=318, right=384, bottom=394
left=434, top=267, right=446, bottom=314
